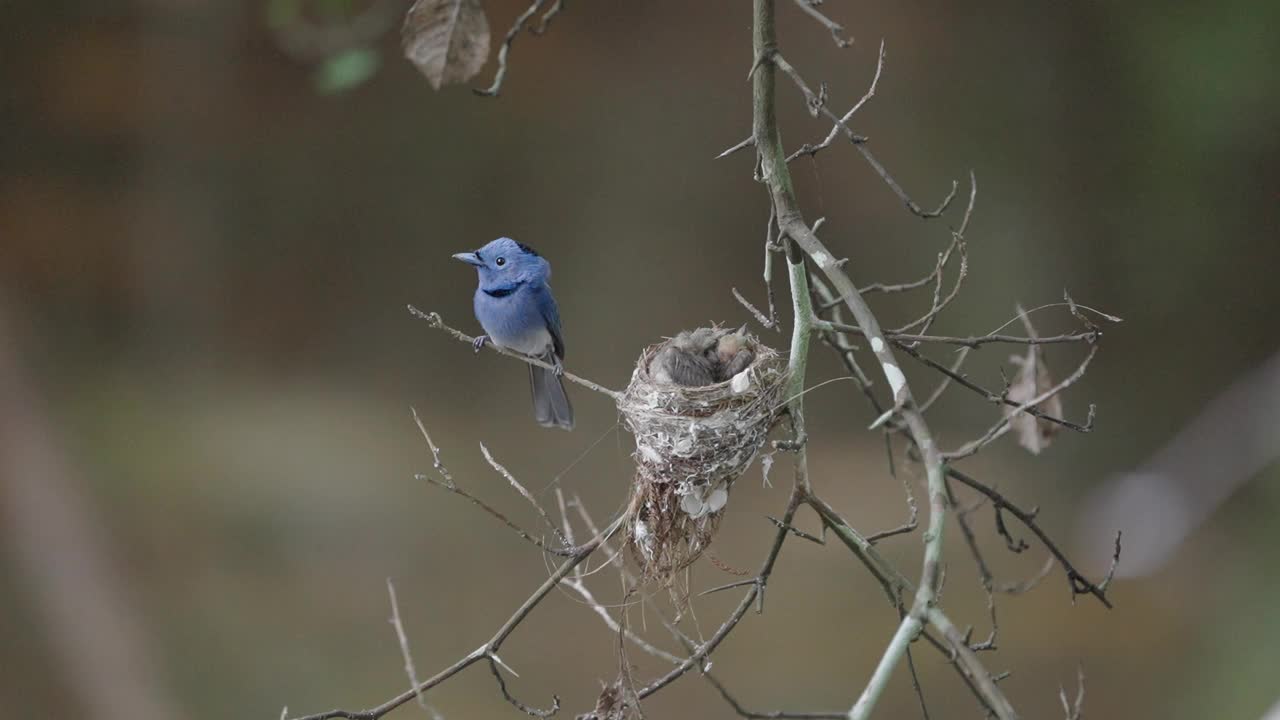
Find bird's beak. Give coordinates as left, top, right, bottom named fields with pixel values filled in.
left=452, top=251, right=483, bottom=267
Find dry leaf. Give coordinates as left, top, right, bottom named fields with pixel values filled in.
left=1004, top=307, right=1063, bottom=454
left=401, top=0, right=491, bottom=90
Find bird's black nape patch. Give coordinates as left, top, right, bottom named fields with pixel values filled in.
left=515, top=241, right=540, bottom=257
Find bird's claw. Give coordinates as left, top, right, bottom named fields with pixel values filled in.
left=472, top=335, right=488, bottom=353
left=552, top=360, right=565, bottom=378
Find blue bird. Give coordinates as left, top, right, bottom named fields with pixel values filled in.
left=453, top=237, right=574, bottom=430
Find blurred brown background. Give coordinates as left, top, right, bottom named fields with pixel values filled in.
left=3, top=1, right=1279, bottom=718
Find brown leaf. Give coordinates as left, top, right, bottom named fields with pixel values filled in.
left=401, top=0, right=491, bottom=90
left=1003, top=308, right=1063, bottom=454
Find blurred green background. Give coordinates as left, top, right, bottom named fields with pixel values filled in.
left=3, top=1, right=1279, bottom=718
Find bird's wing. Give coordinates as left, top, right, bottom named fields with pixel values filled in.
left=665, top=349, right=715, bottom=386
left=534, top=284, right=566, bottom=360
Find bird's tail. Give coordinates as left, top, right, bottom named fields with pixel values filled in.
left=529, top=357, right=574, bottom=430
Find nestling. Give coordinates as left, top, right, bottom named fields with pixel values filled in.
left=649, top=326, right=756, bottom=387
left=712, top=325, right=755, bottom=382
left=650, top=328, right=720, bottom=387
left=453, top=237, right=574, bottom=430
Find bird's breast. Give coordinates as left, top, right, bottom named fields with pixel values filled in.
left=473, top=289, right=554, bottom=356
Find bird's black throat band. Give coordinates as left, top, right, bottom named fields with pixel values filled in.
left=482, top=283, right=523, bottom=299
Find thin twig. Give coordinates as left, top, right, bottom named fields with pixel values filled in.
left=704, top=670, right=847, bottom=719
left=479, top=442, right=569, bottom=547
left=787, top=39, right=885, bottom=162
left=531, top=0, right=564, bottom=35
left=1059, top=665, right=1086, bottom=720
left=411, top=410, right=572, bottom=556
left=789, top=0, right=852, bottom=47
left=287, top=514, right=628, bottom=720
left=638, top=487, right=803, bottom=699
left=918, top=347, right=971, bottom=412
left=474, top=0, right=549, bottom=97
left=894, top=342, right=1091, bottom=433
left=892, top=174, right=975, bottom=335
left=947, top=466, right=1115, bottom=608
left=385, top=579, right=438, bottom=717
left=944, top=346, right=1099, bottom=460
left=408, top=306, right=621, bottom=399
left=487, top=656, right=559, bottom=717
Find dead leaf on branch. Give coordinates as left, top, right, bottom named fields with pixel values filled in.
left=1004, top=306, right=1063, bottom=454
left=402, top=0, right=491, bottom=90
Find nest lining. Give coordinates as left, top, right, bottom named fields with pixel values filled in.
left=617, top=328, right=788, bottom=581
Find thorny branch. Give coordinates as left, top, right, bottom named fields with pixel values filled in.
left=288, top=511, right=628, bottom=720
left=948, top=467, right=1121, bottom=607
left=289, top=2, right=1122, bottom=719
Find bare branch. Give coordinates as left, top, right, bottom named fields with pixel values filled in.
left=479, top=442, right=568, bottom=547
left=531, top=0, right=564, bottom=35
left=894, top=342, right=1091, bottom=433
left=790, top=0, right=851, bottom=47
left=385, top=579, right=439, bottom=717
left=918, top=347, right=971, bottom=412
left=487, top=657, right=560, bottom=717
left=892, top=174, right=975, bottom=334
left=787, top=39, right=885, bottom=162
left=412, top=410, right=571, bottom=555
left=408, top=306, right=621, bottom=399
left=945, top=346, right=1099, bottom=460
left=638, top=488, right=803, bottom=699
left=1059, top=665, right=1086, bottom=720
left=287, top=514, right=628, bottom=720
left=474, top=0, right=549, bottom=97
left=733, top=208, right=783, bottom=331
left=947, top=467, right=1115, bottom=608
left=704, top=670, right=846, bottom=719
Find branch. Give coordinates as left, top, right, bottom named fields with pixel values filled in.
left=944, top=345, right=1099, bottom=460
left=893, top=342, right=1091, bottom=433
left=637, top=488, right=803, bottom=699
left=408, top=306, right=621, bottom=399
left=474, top=0, right=550, bottom=97
left=286, top=513, right=628, bottom=720
left=826, top=323, right=1099, bottom=349
left=946, top=466, right=1117, bottom=607
left=787, top=39, right=884, bottom=161
left=789, top=0, right=852, bottom=47
left=750, top=6, right=954, bottom=717
left=479, top=442, right=569, bottom=547
left=411, top=409, right=574, bottom=556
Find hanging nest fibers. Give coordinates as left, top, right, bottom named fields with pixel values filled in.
left=617, top=326, right=788, bottom=583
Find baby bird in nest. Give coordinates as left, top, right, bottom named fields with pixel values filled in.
left=650, top=326, right=756, bottom=387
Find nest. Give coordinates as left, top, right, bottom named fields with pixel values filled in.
left=617, top=327, right=787, bottom=583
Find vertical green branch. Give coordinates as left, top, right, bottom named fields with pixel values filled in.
left=748, top=1, right=1013, bottom=718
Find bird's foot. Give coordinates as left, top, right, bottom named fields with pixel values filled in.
left=472, top=335, right=489, bottom=353
left=552, top=358, right=565, bottom=378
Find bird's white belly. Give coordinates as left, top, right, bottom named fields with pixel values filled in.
left=474, top=288, right=555, bottom=357
left=494, top=326, right=552, bottom=355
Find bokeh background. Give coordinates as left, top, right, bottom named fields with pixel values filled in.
left=3, top=1, right=1279, bottom=718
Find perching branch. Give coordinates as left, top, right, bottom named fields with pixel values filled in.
left=408, top=305, right=621, bottom=399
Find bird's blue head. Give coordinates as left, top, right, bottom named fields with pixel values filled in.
left=453, top=237, right=550, bottom=290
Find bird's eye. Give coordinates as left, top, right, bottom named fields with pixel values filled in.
left=495, top=257, right=506, bottom=267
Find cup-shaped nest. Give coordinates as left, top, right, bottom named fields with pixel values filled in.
left=617, top=327, right=787, bottom=582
